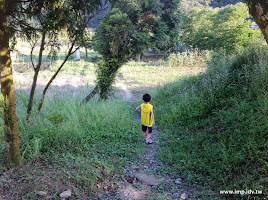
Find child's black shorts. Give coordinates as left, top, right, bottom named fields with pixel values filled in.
left=142, top=125, right=153, bottom=134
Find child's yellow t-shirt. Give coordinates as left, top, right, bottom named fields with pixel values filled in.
left=141, top=103, right=153, bottom=127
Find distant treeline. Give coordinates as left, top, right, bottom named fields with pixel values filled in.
left=87, top=0, right=244, bottom=28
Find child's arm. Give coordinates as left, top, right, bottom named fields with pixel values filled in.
left=136, top=105, right=141, bottom=113
left=151, top=108, right=155, bottom=125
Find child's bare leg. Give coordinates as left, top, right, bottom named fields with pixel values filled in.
left=146, top=133, right=152, bottom=143
left=143, top=131, right=146, bottom=141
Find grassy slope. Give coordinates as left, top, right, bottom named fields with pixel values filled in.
left=0, top=51, right=207, bottom=198
left=3, top=46, right=262, bottom=198
left=154, top=47, right=268, bottom=198
left=1, top=96, right=141, bottom=198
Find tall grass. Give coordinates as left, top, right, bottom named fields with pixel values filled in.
left=18, top=94, right=140, bottom=161
left=154, top=47, right=268, bottom=198
left=1, top=92, right=141, bottom=195
left=168, top=50, right=210, bottom=67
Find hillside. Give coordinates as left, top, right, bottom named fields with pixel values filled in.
left=154, top=47, right=268, bottom=199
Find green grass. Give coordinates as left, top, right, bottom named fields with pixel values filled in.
left=153, top=47, right=268, bottom=199
left=168, top=50, right=210, bottom=67
left=1, top=47, right=209, bottom=198
left=119, top=60, right=206, bottom=88
left=4, top=39, right=265, bottom=199
left=1, top=92, right=142, bottom=198
left=12, top=38, right=98, bottom=63
left=52, top=59, right=96, bottom=76
left=23, top=95, right=140, bottom=163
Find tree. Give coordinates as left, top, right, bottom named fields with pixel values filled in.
left=22, top=0, right=111, bottom=120
left=0, top=0, right=23, bottom=167
left=119, top=0, right=180, bottom=53
left=24, top=1, right=68, bottom=121
left=0, top=0, right=116, bottom=167
left=216, top=0, right=268, bottom=44
left=181, top=3, right=265, bottom=52
left=85, top=0, right=181, bottom=101
left=180, top=0, right=268, bottom=44
left=92, top=8, right=147, bottom=99
left=0, top=0, right=80, bottom=166
left=180, top=0, right=211, bottom=11
left=245, top=0, right=268, bottom=43
left=180, top=8, right=216, bottom=50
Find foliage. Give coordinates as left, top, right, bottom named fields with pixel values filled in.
left=180, top=0, right=243, bottom=12
left=9, top=0, right=116, bottom=121
left=93, top=8, right=145, bottom=62
left=179, top=0, right=212, bottom=11
left=96, top=59, right=121, bottom=99
left=181, top=3, right=265, bottom=53
left=9, top=0, right=107, bottom=50
left=93, top=8, right=147, bottom=99
left=154, top=46, right=268, bottom=197
left=92, top=0, right=181, bottom=99
left=118, top=0, right=181, bottom=53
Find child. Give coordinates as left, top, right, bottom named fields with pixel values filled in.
left=136, top=93, right=155, bottom=144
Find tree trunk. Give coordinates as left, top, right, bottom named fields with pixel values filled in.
left=245, top=0, right=268, bottom=44
left=84, top=85, right=99, bottom=102
left=0, top=10, right=21, bottom=167
left=35, top=42, right=76, bottom=120
left=26, top=31, right=46, bottom=121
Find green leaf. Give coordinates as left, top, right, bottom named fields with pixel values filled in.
left=145, top=0, right=149, bottom=8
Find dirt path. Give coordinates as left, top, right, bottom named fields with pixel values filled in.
left=115, top=81, right=133, bottom=101
left=103, top=79, right=201, bottom=200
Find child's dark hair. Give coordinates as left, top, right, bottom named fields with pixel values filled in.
left=143, top=93, right=151, bottom=102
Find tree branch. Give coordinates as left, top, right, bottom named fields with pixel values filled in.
left=83, top=85, right=99, bottom=103
left=34, top=39, right=77, bottom=120
left=30, top=42, right=37, bottom=70
left=26, top=31, right=46, bottom=121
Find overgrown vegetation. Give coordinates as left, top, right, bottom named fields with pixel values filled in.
left=0, top=94, right=141, bottom=198
left=168, top=50, right=210, bottom=67
left=154, top=46, right=267, bottom=198
left=92, top=8, right=141, bottom=99
left=0, top=48, right=208, bottom=198
left=180, top=3, right=265, bottom=53
left=1, top=42, right=266, bottom=198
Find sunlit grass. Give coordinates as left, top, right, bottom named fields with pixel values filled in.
left=119, top=61, right=206, bottom=88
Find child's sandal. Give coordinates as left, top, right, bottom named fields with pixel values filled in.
left=146, top=140, right=153, bottom=144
